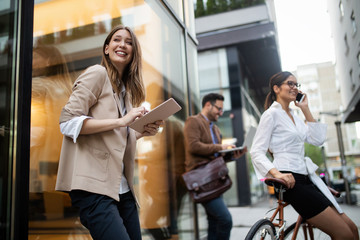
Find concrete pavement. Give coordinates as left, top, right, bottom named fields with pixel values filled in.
left=228, top=197, right=360, bottom=240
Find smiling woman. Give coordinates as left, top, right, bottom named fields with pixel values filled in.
left=28, top=0, right=197, bottom=240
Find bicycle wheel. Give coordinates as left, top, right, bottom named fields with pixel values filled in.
left=245, top=219, right=276, bottom=240
left=284, top=222, right=330, bottom=240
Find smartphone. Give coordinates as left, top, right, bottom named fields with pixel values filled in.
left=296, top=92, right=305, bottom=102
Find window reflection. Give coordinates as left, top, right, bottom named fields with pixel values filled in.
left=29, top=44, right=87, bottom=238
left=30, top=0, right=193, bottom=239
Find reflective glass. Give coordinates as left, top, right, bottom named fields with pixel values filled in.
left=30, top=0, right=191, bottom=239
left=184, top=0, right=196, bottom=36
left=198, top=48, right=231, bottom=110
left=0, top=1, right=18, bottom=240
left=187, top=38, right=200, bottom=115
left=166, top=0, right=184, bottom=21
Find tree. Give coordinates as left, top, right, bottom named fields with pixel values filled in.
left=229, top=0, right=242, bottom=10
left=195, top=0, right=205, bottom=17
left=305, top=143, right=323, bottom=167
left=218, top=0, right=229, bottom=12
left=206, top=0, right=218, bottom=15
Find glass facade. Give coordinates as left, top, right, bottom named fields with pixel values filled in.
left=1, top=0, right=200, bottom=239
left=0, top=0, right=18, bottom=239
left=197, top=48, right=267, bottom=206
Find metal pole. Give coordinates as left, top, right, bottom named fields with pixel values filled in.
left=192, top=202, right=199, bottom=240
left=321, top=146, right=331, bottom=186
left=334, top=121, right=351, bottom=204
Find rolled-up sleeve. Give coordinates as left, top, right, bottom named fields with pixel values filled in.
left=306, top=122, right=327, bottom=146
left=60, top=116, right=92, bottom=143
left=250, top=111, right=275, bottom=179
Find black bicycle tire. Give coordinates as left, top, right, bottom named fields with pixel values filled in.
left=283, top=222, right=331, bottom=240
left=245, top=219, right=276, bottom=240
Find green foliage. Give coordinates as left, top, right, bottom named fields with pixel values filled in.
left=195, top=0, right=206, bottom=17
left=305, top=143, right=324, bottom=167
left=206, top=0, right=219, bottom=14
left=229, top=0, right=242, bottom=9
left=194, top=0, right=266, bottom=18
left=218, top=0, right=229, bottom=12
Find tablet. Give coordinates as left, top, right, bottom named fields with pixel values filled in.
left=218, top=146, right=245, bottom=154
left=218, top=126, right=257, bottom=153
left=129, top=98, right=182, bottom=133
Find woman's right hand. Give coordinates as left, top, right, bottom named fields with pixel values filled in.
left=269, top=169, right=295, bottom=189
left=277, top=173, right=295, bottom=189
left=122, top=107, right=147, bottom=126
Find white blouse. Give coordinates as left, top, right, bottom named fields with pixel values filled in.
left=250, top=101, right=327, bottom=179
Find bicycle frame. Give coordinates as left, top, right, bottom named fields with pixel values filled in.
left=290, top=215, right=318, bottom=240
left=264, top=180, right=325, bottom=240
left=266, top=196, right=288, bottom=240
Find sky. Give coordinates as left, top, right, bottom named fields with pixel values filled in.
left=273, top=0, right=335, bottom=71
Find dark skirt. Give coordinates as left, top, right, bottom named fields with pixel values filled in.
left=277, top=171, right=333, bottom=220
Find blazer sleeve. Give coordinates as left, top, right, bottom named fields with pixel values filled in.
left=60, top=65, right=108, bottom=123
left=184, top=117, right=222, bottom=156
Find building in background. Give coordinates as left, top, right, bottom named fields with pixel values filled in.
left=0, top=1, right=200, bottom=239
left=326, top=0, right=360, bottom=197
left=194, top=0, right=281, bottom=207
left=294, top=62, right=360, bottom=186
left=327, top=0, right=360, bottom=123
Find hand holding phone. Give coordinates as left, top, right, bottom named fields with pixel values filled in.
left=296, top=92, right=305, bottom=103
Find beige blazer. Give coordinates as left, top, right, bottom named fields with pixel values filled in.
left=184, top=114, right=223, bottom=171
left=55, top=65, right=137, bottom=202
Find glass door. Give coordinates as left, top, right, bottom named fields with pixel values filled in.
left=0, top=0, right=16, bottom=239
left=1, top=0, right=34, bottom=238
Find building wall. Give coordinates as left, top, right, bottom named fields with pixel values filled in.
left=294, top=62, right=360, bottom=165
left=1, top=0, right=201, bottom=239
left=195, top=1, right=281, bottom=206
left=195, top=5, right=270, bottom=34
left=327, top=0, right=360, bottom=122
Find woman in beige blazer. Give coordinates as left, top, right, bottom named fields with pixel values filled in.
left=56, top=25, right=161, bottom=240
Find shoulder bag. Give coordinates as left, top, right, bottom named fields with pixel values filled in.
left=182, top=157, right=232, bottom=203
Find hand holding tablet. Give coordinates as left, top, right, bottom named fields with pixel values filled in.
left=218, top=126, right=256, bottom=154
left=129, top=98, right=182, bottom=133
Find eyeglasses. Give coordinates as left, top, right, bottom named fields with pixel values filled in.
left=283, top=81, right=301, bottom=88
left=212, top=104, right=223, bottom=112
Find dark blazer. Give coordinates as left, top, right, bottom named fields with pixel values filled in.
left=55, top=65, right=137, bottom=202
left=184, top=113, right=223, bottom=171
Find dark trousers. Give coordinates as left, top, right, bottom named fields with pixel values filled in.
left=69, top=190, right=141, bottom=240
left=201, top=196, right=232, bottom=240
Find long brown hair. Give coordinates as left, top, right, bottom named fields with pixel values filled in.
left=101, top=25, right=145, bottom=107
left=264, top=71, right=293, bottom=110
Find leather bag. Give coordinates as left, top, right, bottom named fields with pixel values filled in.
left=182, top=157, right=232, bottom=203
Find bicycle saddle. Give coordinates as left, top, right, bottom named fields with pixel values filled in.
left=264, top=177, right=289, bottom=191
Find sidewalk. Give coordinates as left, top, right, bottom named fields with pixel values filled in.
left=229, top=198, right=360, bottom=240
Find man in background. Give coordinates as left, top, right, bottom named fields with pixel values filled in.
left=183, top=93, right=245, bottom=240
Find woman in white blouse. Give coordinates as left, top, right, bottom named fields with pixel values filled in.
left=250, top=71, right=358, bottom=240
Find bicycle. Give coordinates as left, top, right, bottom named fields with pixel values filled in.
left=245, top=177, right=340, bottom=240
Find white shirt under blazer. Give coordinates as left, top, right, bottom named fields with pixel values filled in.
left=55, top=65, right=137, bottom=202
